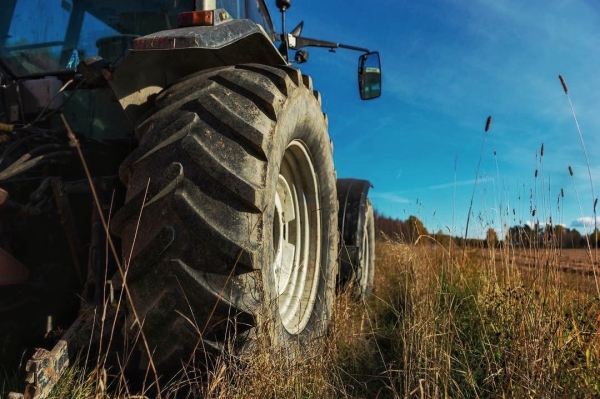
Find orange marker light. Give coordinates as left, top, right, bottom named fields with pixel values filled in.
left=178, top=10, right=214, bottom=27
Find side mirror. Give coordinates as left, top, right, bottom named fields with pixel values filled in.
left=294, top=49, right=309, bottom=64
left=358, top=51, right=381, bottom=100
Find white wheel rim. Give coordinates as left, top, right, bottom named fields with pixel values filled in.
left=360, top=219, right=371, bottom=290
left=272, top=140, right=321, bottom=334
left=359, top=206, right=372, bottom=294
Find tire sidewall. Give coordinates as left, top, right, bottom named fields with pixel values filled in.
left=361, top=201, right=375, bottom=297
left=259, top=85, right=338, bottom=353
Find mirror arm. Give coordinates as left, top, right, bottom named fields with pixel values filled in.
left=338, top=43, right=371, bottom=53
left=287, top=35, right=370, bottom=53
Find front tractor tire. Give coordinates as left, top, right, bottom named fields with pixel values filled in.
left=111, top=64, right=338, bottom=368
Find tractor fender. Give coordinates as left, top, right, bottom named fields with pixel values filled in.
left=0, top=246, right=29, bottom=286
left=108, top=19, right=286, bottom=124
left=337, top=178, right=373, bottom=280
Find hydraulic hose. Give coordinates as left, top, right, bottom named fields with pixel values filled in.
left=2, top=143, right=63, bottom=174
left=28, top=176, right=53, bottom=203
left=0, top=134, right=42, bottom=168
left=0, top=150, right=72, bottom=181
left=0, top=123, right=14, bottom=133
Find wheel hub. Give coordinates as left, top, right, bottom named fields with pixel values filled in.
left=272, top=140, right=321, bottom=335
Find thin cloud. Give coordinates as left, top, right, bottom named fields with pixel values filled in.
left=370, top=192, right=410, bottom=204
left=571, top=216, right=600, bottom=228
left=429, top=177, right=494, bottom=190
left=523, top=219, right=565, bottom=229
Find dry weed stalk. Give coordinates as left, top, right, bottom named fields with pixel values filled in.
left=559, top=75, right=599, bottom=273
left=465, top=116, right=492, bottom=246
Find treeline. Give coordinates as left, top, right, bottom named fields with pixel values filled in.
left=374, top=210, right=489, bottom=247
left=504, top=224, right=600, bottom=249
left=374, top=210, right=597, bottom=249
left=374, top=210, right=428, bottom=243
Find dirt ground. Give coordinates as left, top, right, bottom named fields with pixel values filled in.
left=495, top=247, right=599, bottom=274
left=490, top=247, right=600, bottom=295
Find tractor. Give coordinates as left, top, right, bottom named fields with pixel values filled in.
left=0, top=0, right=380, bottom=396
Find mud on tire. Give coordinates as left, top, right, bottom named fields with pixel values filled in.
left=111, top=64, right=338, bottom=368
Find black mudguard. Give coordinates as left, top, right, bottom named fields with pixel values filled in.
left=336, top=178, right=372, bottom=287
left=108, top=19, right=286, bottom=124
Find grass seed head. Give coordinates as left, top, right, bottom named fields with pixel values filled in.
left=541, top=143, right=544, bottom=156
left=569, top=165, right=574, bottom=176
left=559, top=74, right=568, bottom=94
left=485, top=116, right=492, bottom=132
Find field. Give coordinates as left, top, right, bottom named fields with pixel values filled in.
left=500, top=247, right=600, bottom=274
left=361, top=242, right=600, bottom=398
left=496, top=247, right=600, bottom=298
left=4, top=240, right=600, bottom=398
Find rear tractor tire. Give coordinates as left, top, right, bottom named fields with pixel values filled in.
left=111, top=64, right=338, bottom=369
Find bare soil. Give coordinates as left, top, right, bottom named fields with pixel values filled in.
left=492, top=247, right=600, bottom=295
left=496, top=247, right=599, bottom=273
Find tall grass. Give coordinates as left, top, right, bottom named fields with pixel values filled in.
left=5, top=239, right=598, bottom=398
left=370, top=241, right=600, bottom=397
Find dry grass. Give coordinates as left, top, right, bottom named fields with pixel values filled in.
left=5, top=239, right=594, bottom=398
left=363, top=241, right=600, bottom=398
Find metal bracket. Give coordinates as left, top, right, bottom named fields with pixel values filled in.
left=9, top=315, right=84, bottom=399
left=9, top=305, right=120, bottom=399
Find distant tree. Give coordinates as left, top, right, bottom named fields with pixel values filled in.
left=505, top=226, right=517, bottom=245
left=435, top=229, right=452, bottom=248
left=373, top=210, right=405, bottom=241
left=565, top=228, right=582, bottom=248
left=485, top=228, right=498, bottom=248
left=406, top=215, right=428, bottom=244
left=552, top=225, right=566, bottom=247
left=590, top=228, right=600, bottom=247
left=523, top=224, right=539, bottom=247
left=501, top=223, right=593, bottom=249
left=505, top=225, right=528, bottom=247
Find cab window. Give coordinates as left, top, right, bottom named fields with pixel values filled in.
left=248, top=0, right=275, bottom=39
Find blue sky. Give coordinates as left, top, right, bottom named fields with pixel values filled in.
left=269, top=0, right=600, bottom=239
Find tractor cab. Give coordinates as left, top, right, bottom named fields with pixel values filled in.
left=0, top=0, right=275, bottom=78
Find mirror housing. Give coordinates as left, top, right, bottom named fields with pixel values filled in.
left=294, top=49, right=309, bottom=64
left=358, top=51, right=381, bottom=100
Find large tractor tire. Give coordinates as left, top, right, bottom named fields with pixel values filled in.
left=111, top=64, right=338, bottom=369
left=337, top=179, right=375, bottom=299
